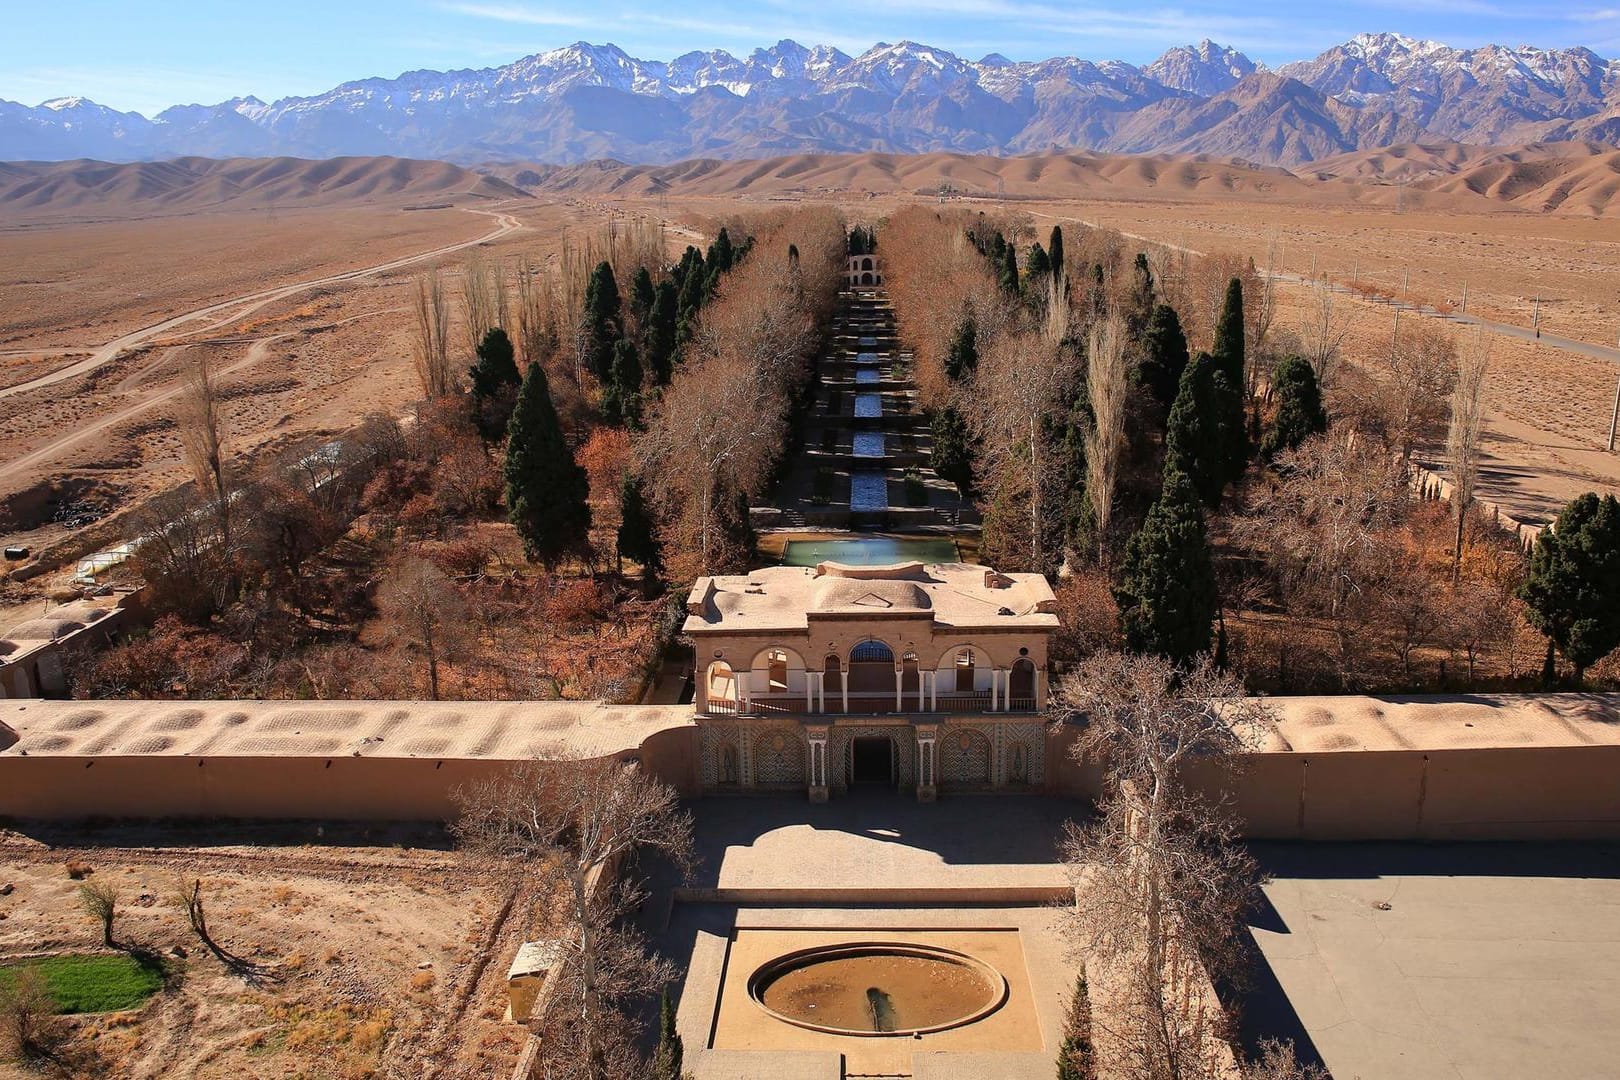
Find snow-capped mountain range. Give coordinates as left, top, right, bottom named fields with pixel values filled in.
left=3, top=33, right=1617, bottom=167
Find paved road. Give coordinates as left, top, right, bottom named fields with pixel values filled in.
left=0, top=206, right=523, bottom=403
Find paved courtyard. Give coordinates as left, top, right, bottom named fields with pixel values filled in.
left=1244, top=842, right=1620, bottom=1080
left=651, top=792, right=1087, bottom=1079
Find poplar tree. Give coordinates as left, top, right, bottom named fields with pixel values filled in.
left=1519, top=492, right=1620, bottom=684
left=505, top=363, right=591, bottom=567
left=1113, top=468, right=1218, bottom=664
left=583, top=261, right=622, bottom=385
left=1135, top=304, right=1189, bottom=407
left=1262, top=355, right=1328, bottom=460
left=467, top=327, right=522, bottom=441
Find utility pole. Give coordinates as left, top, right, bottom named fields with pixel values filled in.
left=1533, top=294, right=1541, bottom=339
left=1392, top=307, right=1400, bottom=353
left=1609, top=371, right=1619, bottom=453
left=1460, top=281, right=1468, bottom=314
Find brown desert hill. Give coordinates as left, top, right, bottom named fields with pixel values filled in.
left=513, top=141, right=1620, bottom=217
left=0, top=155, right=529, bottom=221
left=1307, top=141, right=1620, bottom=214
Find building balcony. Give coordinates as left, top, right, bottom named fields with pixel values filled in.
left=701, top=690, right=1038, bottom=718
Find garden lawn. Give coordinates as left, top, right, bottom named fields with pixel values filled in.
left=0, top=953, right=164, bottom=1013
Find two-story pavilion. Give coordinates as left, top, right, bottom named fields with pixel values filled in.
left=683, top=559, right=1059, bottom=801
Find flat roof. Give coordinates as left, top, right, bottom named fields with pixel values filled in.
left=1261, top=693, right=1620, bottom=754
left=685, top=561, right=1060, bottom=635
left=0, top=699, right=692, bottom=761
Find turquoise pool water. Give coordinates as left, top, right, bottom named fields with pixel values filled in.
left=782, top=538, right=961, bottom=567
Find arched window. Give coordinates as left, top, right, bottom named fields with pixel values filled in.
left=850, top=640, right=894, bottom=664
left=901, top=651, right=920, bottom=694
left=706, top=661, right=736, bottom=709
left=767, top=648, right=789, bottom=692
left=954, top=648, right=976, bottom=692
left=1010, top=658, right=1036, bottom=707
left=862, top=257, right=873, bottom=272
left=861, top=272, right=874, bottom=285
left=824, top=653, right=843, bottom=693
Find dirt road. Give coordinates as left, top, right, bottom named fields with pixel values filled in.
left=0, top=206, right=523, bottom=403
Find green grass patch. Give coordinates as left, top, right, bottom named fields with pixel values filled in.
left=0, top=953, right=164, bottom=1014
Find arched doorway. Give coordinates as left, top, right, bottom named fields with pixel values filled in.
left=848, top=640, right=894, bottom=709
left=823, top=653, right=843, bottom=699
left=1010, top=658, right=1036, bottom=710
left=862, top=257, right=874, bottom=272
left=861, top=272, right=874, bottom=285
left=901, top=651, right=920, bottom=708
left=766, top=648, right=789, bottom=692
left=952, top=647, right=977, bottom=692
left=849, top=734, right=896, bottom=786
left=705, top=661, right=737, bottom=713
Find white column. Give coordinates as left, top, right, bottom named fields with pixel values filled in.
left=928, top=670, right=937, bottom=712
left=894, top=667, right=903, bottom=712
left=841, top=667, right=849, bottom=715
left=991, top=669, right=1002, bottom=712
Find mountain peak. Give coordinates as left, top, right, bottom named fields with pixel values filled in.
left=1145, top=40, right=1259, bottom=95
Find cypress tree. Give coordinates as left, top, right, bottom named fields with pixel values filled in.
left=930, top=407, right=974, bottom=497
left=707, top=227, right=735, bottom=274
left=1262, top=355, right=1328, bottom=460
left=676, top=250, right=707, bottom=344
left=628, top=266, right=655, bottom=332
left=1114, top=467, right=1218, bottom=664
left=944, top=316, right=979, bottom=383
left=1025, top=242, right=1051, bottom=283
left=1048, top=225, right=1065, bottom=281
left=504, top=363, right=591, bottom=567
left=1126, top=253, right=1155, bottom=335
left=1165, top=353, right=1242, bottom=507
left=652, top=988, right=684, bottom=1080
left=467, top=327, right=522, bottom=441
left=716, top=488, right=756, bottom=568
left=1213, top=276, right=1245, bottom=389
left=1135, top=304, right=1189, bottom=407
left=617, top=473, right=662, bottom=585
left=1056, top=973, right=1097, bottom=1080
left=1519, top=492, right=1620, bottom=684
left=999, top=243, right=1020, bottom=295
left=645, top=280, right=679, bottom=385
left=583, top=261, right=622, bottom=385
left=602, top=338, right=643, bottom=427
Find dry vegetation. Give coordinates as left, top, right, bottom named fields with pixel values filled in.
left=0, top=827, right=548, bottom=1079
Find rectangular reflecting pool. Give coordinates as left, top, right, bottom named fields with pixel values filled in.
left=854, top=394, right=883, bottom=418
left=855, top=351, right=880, bottom=364
left=849, top=471, right=889, bottom=510
left=855, top=368, right=880, bottom=384
left=781, top=537, right=962, bottom=567
left=852, top=432, right=885, bottom=458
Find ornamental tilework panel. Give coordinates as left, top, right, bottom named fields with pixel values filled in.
left=699, top=722, right=743, bottom=787
left=752, top=724, right=808, bottom=786
left=939, top=726, right=993, bottom=786
left=998, top=721, right=1046, bottom=787
left=829, top=724, right=914, bottom=789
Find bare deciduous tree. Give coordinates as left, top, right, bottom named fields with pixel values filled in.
left=1055, top=652, right=1270, bottom=1080
left=452, top=759, right=694, bottom=1080
left=461, top=251, right=508, bottom=361
left=1446, top=328, right=1490, bottom=582
left=0, top=967, right=58, bottom=1063
left=78, top=880, right=119, bottom=947
left=412, top=268, right=453, bottom=398
left=375, top=555, right=469, bottom=700
left=1084, top=314, right=1127, bottom=563
left=1384, top=320, right=1457, bottom=463
left=179, top=352, right=233, bottom=557
left=1298, top=275, right=1351, bottom=391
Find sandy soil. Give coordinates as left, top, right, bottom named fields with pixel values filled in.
left=0, top=825, right=542, bottom=1079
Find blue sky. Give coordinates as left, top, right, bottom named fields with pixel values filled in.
left=4, top=0, right=1618, bottom=115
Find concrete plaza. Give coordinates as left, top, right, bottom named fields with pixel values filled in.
left=1245, top=842, right=1620, bottom=1080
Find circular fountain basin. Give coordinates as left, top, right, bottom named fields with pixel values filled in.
left=749, top=942, right=1007, bottom=1036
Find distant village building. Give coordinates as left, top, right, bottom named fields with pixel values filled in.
left=683, top=560, right=1058, bottom=801
left=0, top=595, right=136, bottom=698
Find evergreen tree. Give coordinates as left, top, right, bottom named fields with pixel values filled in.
left=1114, top=467, right=1218, bottom=664
left=672, top=245, right=702, bottom=291
left=1519, top=492, right=1620, bottom=683
left=1213, top=276, right=1245, bottom=389
left=645, top=280, right=679, bottom=385
left=716, top=487, right=756, bottom=568
left=1025, top=241, right=1051, bottom=284
left=467, top=327, right=522, bottom=441
left=504, top=363, right=591, bottom=567
left=1048, top=225, right=1065, bottom=281
left=1135, top=304, right=1189, bottom=407
left=1126, top=252, right=1156, bottom=335
left=944, top=316, right=979, bottom=383
left=583, top=261, right=622, bottom=385
left=652, top=988, right=683, bottom=1080
left=1056, top=972, right=1097, bottom=1080
left=999, top=243, right=1020, bottom=295
left=602, top=338, right=643, bottom=427
left=628, top=266, right=656, bottom=333
left=704, top=227, right=736, bottom=294
left=676, top=249, right=708, bottom=344
left=616, top=473, right=662, bottom=585
left=1262, top=355, right=1327, bottom=460
left=930, top=407, right=974, bottom=497
left=1165, top=353, right=1242, bottom=507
